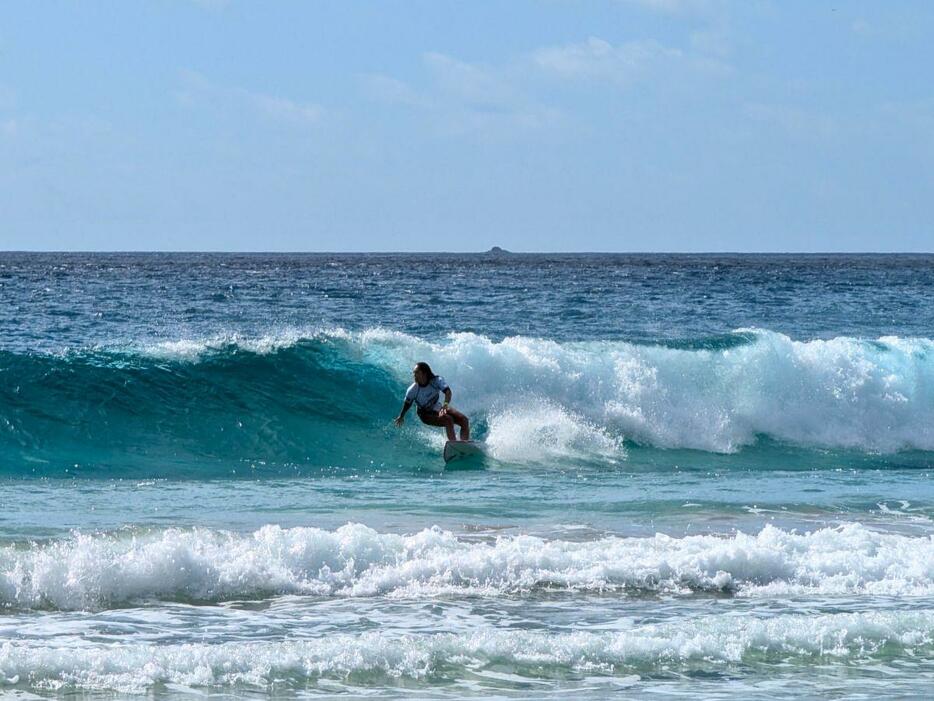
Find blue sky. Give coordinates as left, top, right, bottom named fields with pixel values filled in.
left=1, top=0, right=932, bottom=251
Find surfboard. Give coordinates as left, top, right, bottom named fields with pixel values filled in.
left=443, top=440, right=486, bottom=465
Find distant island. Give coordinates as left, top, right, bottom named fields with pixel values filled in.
left=485, top=246, right=511, bottom=255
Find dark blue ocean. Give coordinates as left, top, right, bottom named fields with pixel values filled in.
left=2, top=252, right=934, bottom=698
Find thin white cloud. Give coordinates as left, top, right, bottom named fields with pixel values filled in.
left=362, top=52, right=561, bottom=137
left=423, top=52, right=520, bottom=108
left=621, top=0, right=733, bottom=58
left=177, top=70, right=322, bottom=127
left=533, top=37, right=683, bottom=84
left=362, top=31, right=730, bottom=137
left=248, top=93, right=321, bottom=125
left=360, top=74, right=426, bottom=108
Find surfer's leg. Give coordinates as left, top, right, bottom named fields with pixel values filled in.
left=436, top=415, right=456, bottom=441
left=446, top=408, right=470, bottom=441
left=418, top=410, right=457, bottom=441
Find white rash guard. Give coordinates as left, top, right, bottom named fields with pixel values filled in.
left=405, top=376, right=449, bottom=412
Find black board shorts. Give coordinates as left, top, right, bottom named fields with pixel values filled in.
left=418, top=406, right=453, bottom=426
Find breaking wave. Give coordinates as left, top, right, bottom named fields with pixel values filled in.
left=1, top=327, right=933, bottom=475
left=3, top=522, right=934, bottom=611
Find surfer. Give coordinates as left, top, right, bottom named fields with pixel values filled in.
left=394, top=362, right=470, bottom=442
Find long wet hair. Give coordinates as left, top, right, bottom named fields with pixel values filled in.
left=414, top=361, right=437, bottom=383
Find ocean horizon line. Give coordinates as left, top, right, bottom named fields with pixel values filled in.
left=2, top=249, right=933, bottom=256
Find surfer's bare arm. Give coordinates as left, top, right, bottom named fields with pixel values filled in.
left=439, top=388, right=453, bottom=416
left=394, top=401, right=412, bottom=426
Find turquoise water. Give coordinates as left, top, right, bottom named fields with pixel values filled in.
left=1, top=253, right=934, bottom=698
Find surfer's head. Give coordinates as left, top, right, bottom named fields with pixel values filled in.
left=413, top=361, right=435, bottom=386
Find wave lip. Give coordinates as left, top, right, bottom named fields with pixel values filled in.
left=3, top=522, right=934, bottom=611
left=2, top=611, right=933, bottom=693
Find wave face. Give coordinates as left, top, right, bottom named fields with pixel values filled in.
left=3, top=522, right=934, bottom=611
left=0, top=332, right=410, bottom=475
left=2, top=328, right=934, bottom=475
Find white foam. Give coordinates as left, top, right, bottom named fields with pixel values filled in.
left=1, top=610, right=932, bottom=692
left=3, top=523, right=934, bottom=610
left=483, top=402, right=624, bottom=463
left=137, top=328, right=315, bottom=360
left=127, top=327, right=934, bottom=453
left=350, top=328, right=934, bottom=454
